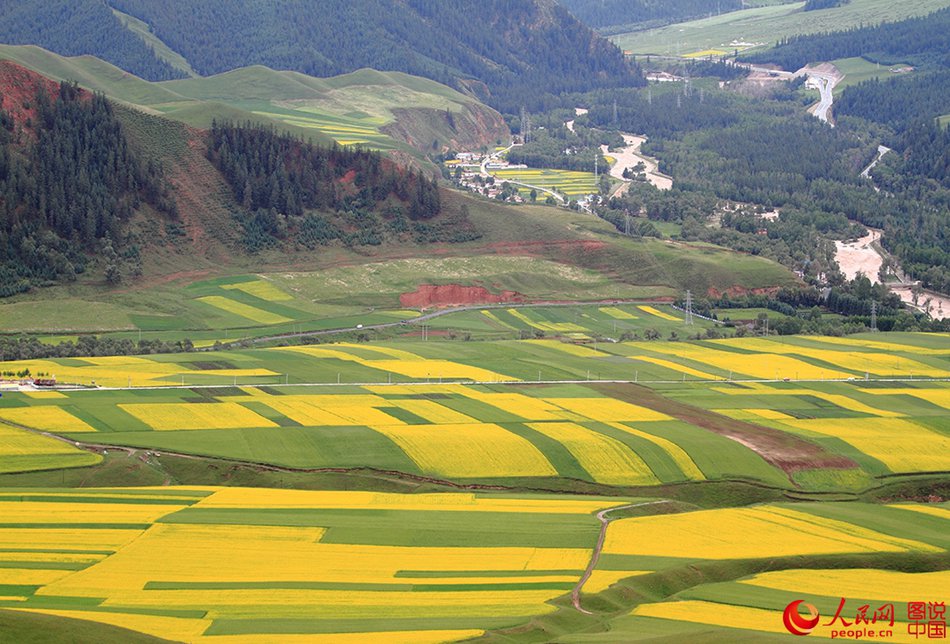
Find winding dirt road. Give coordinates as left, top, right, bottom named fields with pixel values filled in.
left=602, top=135, right=673, bottom=195
left=572, top=500, right=673, bottom=614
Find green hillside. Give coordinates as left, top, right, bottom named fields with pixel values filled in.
left=613, top=0, right=950, bottom=57
left=0, top=45, right=509, bottom=161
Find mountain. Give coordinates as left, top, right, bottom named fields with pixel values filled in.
left=0, top=45, right=511, bottom=171
left=558, top=0, right=742, bottom=31
left=95, top=0, right=642, bottom=113
left=0, top=0, right=185, bottom=81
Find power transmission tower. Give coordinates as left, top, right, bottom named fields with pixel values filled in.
left=870, top=301, right=878, bottom=332
left=612, top=99, right=618, bottom=125
left=624, top=213, right=632, bottom=236
left=685, top=290, right=694, bottom=325
left=593, top=154, right=598, bottom=177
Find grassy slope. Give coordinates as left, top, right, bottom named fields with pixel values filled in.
left=0, top=186, right=796, bottom=335
left=0, top=609, right=174, bottom=644
left=0, top=44, right=502, bottom=158
left=613, top=0, right=950, bottom=56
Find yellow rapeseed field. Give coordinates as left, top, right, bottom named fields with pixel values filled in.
left=603, top=505, right=938, bottom=559
left=642, top=343, right=853, bottom=380
left=630, top=355, right=720, bottom=380
left=221, top=280, right=293, bottom=302
left=599, top=307, right=638, bottom=320
left=507, top=309, right=586, bottom=333
left=0, top=407, right=96, bottom=433
left=637, top=306, right=681, bottom=322
left=865, top=387, right=950, bottom=409
left=0, top=501, right=186, bottom=525
left=776, top=417, right=950, bottom=472
left=812, top=335, right=950, bottom=355
left=741, top=569, right=950, bottom=603
left=119, top=403, right=278, bottom=431
left=527, top=422, right=659, bottom=485
left=0, top=424, right=91, bottom=458
left=712, top=338, right=950, bottom=377
left=393, top=399, right=479, bottom=424
left=192, top=488, right=617, bottom=514
left=196, top=295, right=293, bottom=325
left=0, top=527, right=146, bottom=552
left=546, top=398, right=671, bottom=423
left=368, top=423, right=557, bottom=477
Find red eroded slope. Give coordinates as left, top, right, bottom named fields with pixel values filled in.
left=0, top=61, right=82, bottom=132
left=400, top=284, right=525, bottom=308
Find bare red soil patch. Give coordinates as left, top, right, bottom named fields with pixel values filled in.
left=0, top=61, right=80, bottom=134
left=400, top=284, right=525, bottom=308
left=591, top=383, right=858, bottom=479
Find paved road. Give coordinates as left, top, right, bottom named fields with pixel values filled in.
left=212, top=299, right=673, bottom=349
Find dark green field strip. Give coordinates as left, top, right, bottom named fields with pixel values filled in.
left=83, top=426, right=422, bottom=473
left=788, top=503, right=950, bottom=551
left=376, top=406, right=431, bottom=425
left=395, top=569, right=585, bottom=578
left=12, top=597, right=206, bottom=618
left=0, top=495, right=197, bottom=505
left=412, top=581, right=575, bottom=592
left=81, top=488, right=214, bottom=498
left=915, top=415, right=950, bottom=438
left=679, top=579, right=920, bottom=618
left=0, top=584, right=39, bottom=596
left=237, top=401, right=303, bottom=427
left=62, top=404, right=151, bottom=434
left=625, top=420, right=788, bottom=486
left=205, top=615, right=529, bottom=636
left=0, top=608, right=175, bottom=644
left=596, top=554, right=697, bottom=571
left=160, top=508, right=600, bottom=548
left=590, top=422, right=688, bottom=484
left=0, top=561, right=90, bottom=571
left=433, top=397, right=528, bottom=424
left=499, top=423, right=590, bottom=480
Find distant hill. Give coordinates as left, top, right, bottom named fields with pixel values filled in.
left=0, top=45, right=511, bottom=170
left=558, top=0, right=742, bottom=31
left=742, top=6, right=950, bottom=71
left=0, top=0, right=184, bottom=81
left=100, top=0, right=640, bottom=112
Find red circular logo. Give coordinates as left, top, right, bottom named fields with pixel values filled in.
left=783, top=600, right=820, bottom=636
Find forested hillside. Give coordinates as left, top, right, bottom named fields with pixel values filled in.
left=208, top=122, right=450, bottom=251
left=0, top=0, right=184, bottom=82
left=106, top=0, right=641, bottom=112
left=0, top=67, right=175, bottom=296
left=558, top=0, right=742, bottom=30
left=582, top=78, right=950, bottom=292
left=743, top=6, right=950, bottom=70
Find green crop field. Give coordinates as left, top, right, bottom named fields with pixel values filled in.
left=613, top=0, right=950, bottom=58
left=491, top=168, right=601, bottom=197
